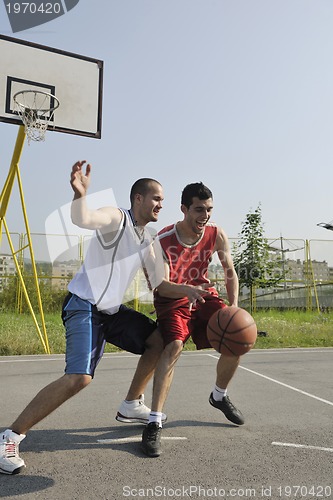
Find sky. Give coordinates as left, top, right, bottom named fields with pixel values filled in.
left=1, top=0, right=333, bottom=264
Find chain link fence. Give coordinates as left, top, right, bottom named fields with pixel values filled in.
left=1, top=233, right=332, bottom=312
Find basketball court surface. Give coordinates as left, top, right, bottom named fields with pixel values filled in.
left=0, top=348, right=332, bottom=499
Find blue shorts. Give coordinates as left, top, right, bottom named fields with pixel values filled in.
left=62, top=293, right=157, bottom=377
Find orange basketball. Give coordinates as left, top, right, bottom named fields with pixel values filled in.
left=207, top=306, right=257, bottom=356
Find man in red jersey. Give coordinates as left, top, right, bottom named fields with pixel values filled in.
left=141, top=182, right=244, bottom=457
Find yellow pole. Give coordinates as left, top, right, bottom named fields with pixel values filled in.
left=306, top=240, right=320, bottom=313
left=305, top=241, right=311, bottom=310
left=0, top=125, right=50, bottom=354
left=0, top=126, right=26, bottom=242
left=132, top=273, right=140, bottom=312
left=16, top=233, right=25, bottom=314
left=16, top=170, right=50, bottom=353
left=3, top=220, right=48, bottom=353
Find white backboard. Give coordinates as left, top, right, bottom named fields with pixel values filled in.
left=0, top=34, right=103, bottom=138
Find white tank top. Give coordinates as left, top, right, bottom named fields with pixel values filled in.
left=68, top=209, right=155, bottom=314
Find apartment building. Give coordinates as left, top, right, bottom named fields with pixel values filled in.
left=0, top=254, right=16, bottom=292
left=51, top=261, right=81, bottom=291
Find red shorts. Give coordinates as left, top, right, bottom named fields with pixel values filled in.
left=155, top=292, right=227, bottom=349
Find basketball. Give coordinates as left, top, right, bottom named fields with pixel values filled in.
left=207, top=306, right=257, bottom=356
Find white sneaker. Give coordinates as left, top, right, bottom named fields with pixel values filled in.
left=0, top=429, right=26, bottom=475
left=116, top=395, right=167, bottom=424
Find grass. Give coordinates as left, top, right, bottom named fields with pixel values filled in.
left=0, top=309, right=332, bottom=356
left=0, top=313, right=123, bottom=356
left=253, top=309, right=333, bottom=349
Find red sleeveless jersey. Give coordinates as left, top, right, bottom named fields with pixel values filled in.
left=157, top=222, right=217, bottom=286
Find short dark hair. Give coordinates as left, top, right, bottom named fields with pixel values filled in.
left=130, top=178, right=161, bottom=206
left=181, top=182, right=213, bottom=208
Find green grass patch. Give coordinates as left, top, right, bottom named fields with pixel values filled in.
left=0, top=309, right=332, bottom=356
left=253, top=309, right=333, bottom=349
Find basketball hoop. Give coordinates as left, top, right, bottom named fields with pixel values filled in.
left=13, top=90, right=60, bottom=143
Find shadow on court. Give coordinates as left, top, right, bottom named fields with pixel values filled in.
left=0, top=349, right=332, bottom=499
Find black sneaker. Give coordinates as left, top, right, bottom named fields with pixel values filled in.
left=141, top=422, right=162, bottom=457
left=209, top=393, right=245, bottom=425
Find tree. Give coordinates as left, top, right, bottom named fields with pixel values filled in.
left=233, top=204, right=283, bottom=312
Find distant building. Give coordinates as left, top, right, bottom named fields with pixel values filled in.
left=0, top=254, right=16, bottom=292
left=51, top=261, right=81, bottom=291
left=284, top=258, right=304, bottom=283
left=208, top=257, right=333, bottom=295
left=329, top=267, right=333, bottom=281
left=285, top=258, right=331, bottom=284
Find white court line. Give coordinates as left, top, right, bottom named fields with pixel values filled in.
left=206, top=354, right=333, bottom=407
left=98, top=437, right=187, bottom=444
left=0, top=353, right=136, bottom=363
left=1, top=348, right=332, bottom=363
left=240, top=365, right=333, bottom=407
left=0, top=357, right=65, bottom=363
left=236, top=349, right=333, bottom=355
left=272, top=442, right=333, bottom=453
left=204, top=348, right=333, bottom=356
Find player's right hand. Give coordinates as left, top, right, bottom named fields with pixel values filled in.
left=186, top=283, right=212, bottom=311
left=70, top=160, right=91, bottom=196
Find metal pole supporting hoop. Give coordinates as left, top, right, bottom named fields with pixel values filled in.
left=13, top=90, right=60, bottom=143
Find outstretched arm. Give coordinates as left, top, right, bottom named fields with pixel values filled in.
left=215, top=227, right=239, bottom=307
left=70, top=160, right=121, bottom=230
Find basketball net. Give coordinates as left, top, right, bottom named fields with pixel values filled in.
left=13, top=90, right=60, bottom=144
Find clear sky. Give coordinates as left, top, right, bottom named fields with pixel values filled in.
left=1, top=0, right=333, bottom=263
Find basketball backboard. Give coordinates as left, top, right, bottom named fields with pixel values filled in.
left=0, top=34, right=103, bottom=138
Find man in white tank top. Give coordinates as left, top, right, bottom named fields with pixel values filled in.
left=0, top=160, right=166, bottom=475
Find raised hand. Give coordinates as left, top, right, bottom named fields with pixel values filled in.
left=70, top=160, right=91, bottom=197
